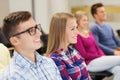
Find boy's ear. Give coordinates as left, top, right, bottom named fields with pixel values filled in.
left=9, top=37, right=19, bottom=46
left=94, top=14, right=97, bottom=18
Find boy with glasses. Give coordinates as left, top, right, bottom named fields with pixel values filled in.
left=0, top=11, right=62, bottom=80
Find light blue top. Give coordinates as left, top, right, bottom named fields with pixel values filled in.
left=90, top=23, right=120, bottom=55
left=0, top=50, right=62, bottom=80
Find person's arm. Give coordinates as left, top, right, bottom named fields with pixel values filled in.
left=0, top=43, right=11, bottom=74
left=0, top=73, right=25, bottom=80
left=74, top=35, right=98, bottom=59
left=90, top=26, right=114, bottom=55
left=112, top=30, right=120, bottom=46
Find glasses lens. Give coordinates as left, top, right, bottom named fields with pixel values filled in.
left=12, top=24, right=41, bottom=37
left=37, top=24, right=41, bottom=31
left=29, top=27, right=36, bottom=35
left=28, top=24, right=41, bottom=36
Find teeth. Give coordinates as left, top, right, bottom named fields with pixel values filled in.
left=73, top=36, right=77, bottom=39
left=35, top=39, right=40, bottom=42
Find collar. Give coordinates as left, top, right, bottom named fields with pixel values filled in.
left=13, top=50, right=43, bottom=68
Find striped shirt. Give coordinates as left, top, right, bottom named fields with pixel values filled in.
left=0, top=50, right=62, bottom=80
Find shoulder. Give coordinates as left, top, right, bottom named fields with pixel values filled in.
left=0, top=43, right=10, bottom=68
left=1, top=53, right=28, bottom=78
left=0, top=43, right=10, bottom=54
left=50, top=52, right=61, bottom=59
left=40, top=55, right=59, bottom=67
left=90, top=23, right=99, bottom=31
left=42, top=56, right=55, bottom=63
left=0, top=73, right=24, bottom=80
left=0, top=64, right=24, bottom=80
left=104, top=23, right=113, bottom=29
left=104, top=23, right=111, bottom=26
left=0, top=43, right=4, bottom=46
left=40, top=56, right=59, bottom=70
left=49, top=51, right=66, bottom=63
left=90, top=22, right=98, bottom=28
left=0, top=43, right=8, bottom=50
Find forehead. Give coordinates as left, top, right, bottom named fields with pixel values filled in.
left=96, top=7, right=105, bottom=12
left=81, top=15, right=88, bottom=19
left=66, top=18, right=77, bottom=27
left=17, top=18, right=36, bottom=31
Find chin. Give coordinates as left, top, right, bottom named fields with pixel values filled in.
left=35, top=45, right=42, bottom=49
left=72, top=41, right=77, bottom=44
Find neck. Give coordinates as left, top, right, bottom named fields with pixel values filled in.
left=78, top=26, right=89, bottom=33
left=78, top=26, right=89, bottom=37
left=15, top=48, right=36, bottom=63
left=26, top=53, right=36, bottom=63
left=95, top=19, right=104, bottom=26
left=78, top=25, right=88, bottom=31
left=58, top=43, right=68, bottom=51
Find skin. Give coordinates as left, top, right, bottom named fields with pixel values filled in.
left=78, top=15, right=89, bottom=37
left=9, top=17, right=42, bottom=62
left=94, top=7, right=120, bottom=55
left=65, top=18, right=79, bottom=49
left=78, top=15, right=89, bottom=30
left=94, top=7, right=107, bottom=25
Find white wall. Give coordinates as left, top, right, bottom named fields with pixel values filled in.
left=34, top=0, right=70, bottom=33
left=69, top=0, right=120, bottom=33
left=0, top=0, right=9, bottom=26
left=9, top=0, right=32, bottom=12
left=0, top=0, right=32, bottom=27
left=49, top=0, right=70, bottom=15
left=1, top=0, right=120, bottom=33
left=8, top=0, right=70, bottom=33
left=1, top=0, right=70, bottom=33
left=7, top=0, right=49, bottom=33
left=69, top=0, right=120, bottom=7
left=34, top=0, right=49, bottom=33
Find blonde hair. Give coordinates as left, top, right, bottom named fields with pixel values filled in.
left=46, top=12, right=75, bottom=56
left=74, top=10, right=89, bottom=32
left=74, top=10, right=87, bottom=26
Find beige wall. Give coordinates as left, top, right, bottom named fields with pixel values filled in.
left=0, top=0, right=9, bottom=27
left=1, top=0, right=120, bottom=33
left=69, top=0, right=120, bottom=33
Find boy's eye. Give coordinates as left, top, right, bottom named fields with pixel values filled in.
left=29, top=28, right=34, bottom=32
left=71, top=28, right=74, bottom=30
left=76, top=26, right=78, bottom=29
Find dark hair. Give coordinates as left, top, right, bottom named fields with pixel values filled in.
left=91, top=3, right=104, bottom=17
left=0, top=28, right=12, bottom=47
left=2, top=11, right=32, bottom=42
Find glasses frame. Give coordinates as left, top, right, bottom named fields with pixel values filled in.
left=12, top=24, right=41, bottom=37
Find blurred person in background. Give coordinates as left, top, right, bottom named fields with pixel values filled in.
left=90, top=3, right=120, bottom=55
left=74, top=10, right=120, bottom=80
left=0, top=43, right=11, bottom=75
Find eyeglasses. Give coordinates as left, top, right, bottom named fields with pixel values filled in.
left=12, top=24, right=41, bottom=36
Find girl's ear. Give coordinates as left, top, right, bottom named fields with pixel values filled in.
left=9, top=37, right=19, bottom=46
